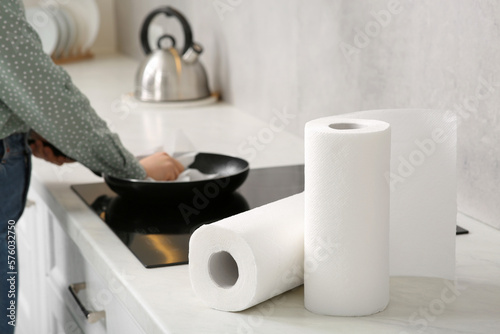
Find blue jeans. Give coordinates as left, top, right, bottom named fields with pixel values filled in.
left=0, top=133, right=31, bottom=333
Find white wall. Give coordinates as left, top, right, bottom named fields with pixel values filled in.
left=115, top=0, right=500, bottom=229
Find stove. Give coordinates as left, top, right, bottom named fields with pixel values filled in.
left=71, top=165, right=304, bottom=268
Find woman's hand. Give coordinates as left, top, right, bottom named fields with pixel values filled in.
left=139, top=152, right=185, bottom=181
left=29, top=135, right=75, bottom=166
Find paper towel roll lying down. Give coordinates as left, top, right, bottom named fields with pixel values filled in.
left=189, top=109, right=456, bottom=313
left=189, top=194, right=304, bottom=312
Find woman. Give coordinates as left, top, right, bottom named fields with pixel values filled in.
left=0, top=0, right=183, bottom=331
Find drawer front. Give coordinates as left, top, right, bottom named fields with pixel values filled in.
left=45, top=207, right=145, bottom=334
left=47, top=281, right=85, bottom=334
left=45, top=210, right=86, bottom=291
left=45, top=211, right=107, bottom=333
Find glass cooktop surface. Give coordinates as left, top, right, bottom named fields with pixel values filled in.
left=71, top=165, right=304, bottom=268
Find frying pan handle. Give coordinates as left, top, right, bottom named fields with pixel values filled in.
left=140, top=6, right=193, bottom=55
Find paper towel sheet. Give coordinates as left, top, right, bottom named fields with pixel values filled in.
left=346, top=109, right=457, bottom=279
left=143, top=152, right=220, bottom=182
left=189, top=109, right=457, bottom=312
left=142, top=130, right=220, bottom=182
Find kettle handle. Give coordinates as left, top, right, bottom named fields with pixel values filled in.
left=139, top=6, right=193, bottom=55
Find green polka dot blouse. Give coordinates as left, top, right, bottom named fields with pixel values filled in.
left=0, top=0, right=146, bottom=180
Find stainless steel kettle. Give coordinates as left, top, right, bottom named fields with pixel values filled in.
left=134, top=7, right=211, bottom=102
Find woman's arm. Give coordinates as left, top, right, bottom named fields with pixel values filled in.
left=0, top=1, right=148, bottom=179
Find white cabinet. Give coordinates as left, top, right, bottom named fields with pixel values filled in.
left=17, top=188, right=145, bottom=334
left=16, top=190, right=49, bottom=334
left=44, top=208, right=106, bottom=334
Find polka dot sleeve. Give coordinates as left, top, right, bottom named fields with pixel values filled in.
left=0, top=1, right=146, bottom=180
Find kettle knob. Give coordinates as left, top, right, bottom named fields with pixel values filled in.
left=139, top=6, right=193, bottom=55
left=157, top=34, right=176, bottom=50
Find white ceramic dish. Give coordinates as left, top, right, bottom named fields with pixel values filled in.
left=25, top=6, right=59, bottom=55
left=51, top=9, right=69, bottom=59
left=59, top=7, right=77, bottom=57
left=80, top=0, right=100, bottom=53
left=61, top=0, right=99, bottom=55
left=61, top=1, right=88, bottom=55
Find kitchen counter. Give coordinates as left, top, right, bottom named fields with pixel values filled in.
left=29, top=54, right=500, bottom=333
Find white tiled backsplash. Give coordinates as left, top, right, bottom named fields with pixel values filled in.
left=115, top=0, right=498, bottom=229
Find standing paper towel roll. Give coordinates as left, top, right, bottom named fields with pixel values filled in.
left=304, top=118, right=391, bottom=316
left=189, top=193, right=304, bottom=312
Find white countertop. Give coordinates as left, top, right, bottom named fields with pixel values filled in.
left=31, top=54, right=500, bottom=334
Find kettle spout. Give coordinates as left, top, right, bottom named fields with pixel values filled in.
left=182, top=43, right=203, bottom=64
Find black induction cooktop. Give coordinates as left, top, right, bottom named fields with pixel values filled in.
left=71, top=165, right=305, bottom=268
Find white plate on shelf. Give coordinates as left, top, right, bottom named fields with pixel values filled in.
left=61, top=0, right=99, bottom=55
left=59, top=7, right=77, bottom=57
left=25, top=6, right=59, bottom=55
left=51, top=9, right=69, bottom=59
left=60, top=1, right=87, bottom=55
left=80, top=0, right=100, bottom=53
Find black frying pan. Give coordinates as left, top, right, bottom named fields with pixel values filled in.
left=104, top=153, right=249, bottom=204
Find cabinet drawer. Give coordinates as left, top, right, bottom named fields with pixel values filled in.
left=45, top=210, right=85, bottom=291
left=47, top=282, right=85, bottom=334
left=45, top=211, right=107, bottom=333
left=45, top=208, right=145, bottom=334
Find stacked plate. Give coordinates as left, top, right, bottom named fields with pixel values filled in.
left=25, top=0, right=100, bottom=58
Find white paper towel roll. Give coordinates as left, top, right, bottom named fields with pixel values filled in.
left=189, top=194, right=304, bottom=312
left=304, top=118, right=391, bottom=316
